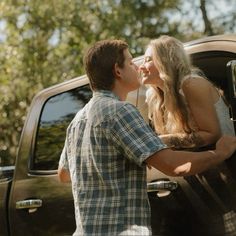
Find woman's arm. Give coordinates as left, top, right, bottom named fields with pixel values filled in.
left=159, top=132, right=205, bottom=149
left=160, top=77, right=221, bottom=149
left=181, top=77, right=221, bottom=146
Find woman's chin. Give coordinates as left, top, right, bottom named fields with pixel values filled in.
left=141, top=77, right=150, bottom=85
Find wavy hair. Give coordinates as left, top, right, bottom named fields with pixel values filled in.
left=146, top=35, right=199, bottom=134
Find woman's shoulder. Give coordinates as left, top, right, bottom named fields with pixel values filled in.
left=181, top=75, right=213, bottom=100
left=181, top=75, right=211, bottom=90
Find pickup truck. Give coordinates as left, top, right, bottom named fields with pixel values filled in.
left=1, top=34, right=236, bottom=236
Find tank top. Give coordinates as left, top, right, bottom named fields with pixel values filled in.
left=214, top=96, right=235, bottom=135
left=179, top=77, right=235, bottom=136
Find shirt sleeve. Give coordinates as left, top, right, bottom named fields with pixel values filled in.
left=58, top=144, right=69, bottom=170
left=110, top=103, right=168, bottom=167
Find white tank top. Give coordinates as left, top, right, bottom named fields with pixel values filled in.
left=179, top=77, right=235, bottom=136
left=214, top=96, right=235, bottom=136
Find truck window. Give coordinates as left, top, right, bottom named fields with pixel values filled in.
left=32, top=85, right=92, bottom=171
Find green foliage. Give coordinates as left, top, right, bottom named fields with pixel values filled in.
left=0, top=0, right=234, bottom=166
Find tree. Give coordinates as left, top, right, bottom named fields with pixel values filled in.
left=0, top=0, right=234, bottom=166
left=0, top=0, right=181, bottom=165
left=200, top=0, right=214, bottom=35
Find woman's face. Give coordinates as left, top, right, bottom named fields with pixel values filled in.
left=139, top=46, right=163, bottom=88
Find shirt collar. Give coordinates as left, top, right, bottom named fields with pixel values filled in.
left=93, top=90, right=120, bottom=100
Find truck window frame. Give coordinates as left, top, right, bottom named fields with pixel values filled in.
left=30, top=84, right=92, bottom=173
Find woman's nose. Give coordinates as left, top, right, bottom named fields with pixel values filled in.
left=134, top=64, right=139, bottom=70
left=139, top=63, right=144, bottom=70
left=139, top=63, right=148, bottom=73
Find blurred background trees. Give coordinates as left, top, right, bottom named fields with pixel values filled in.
left=0, top=0, right=235, bottom=165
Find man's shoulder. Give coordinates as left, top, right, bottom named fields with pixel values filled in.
left=67, top=105, right=87, bottom=128
left=101, top=98, right=137, bottom=114
left=91, top=96, right=138, bottom=122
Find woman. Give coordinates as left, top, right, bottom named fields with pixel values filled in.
left=140, top=35, right=236, bottom=236
left=139, top=35, right=235, bottom=150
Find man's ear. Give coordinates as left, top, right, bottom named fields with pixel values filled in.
left=113, top=63, right=121, bottom=79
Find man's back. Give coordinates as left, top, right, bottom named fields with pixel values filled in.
left=60, top=90, right=166, bottom=235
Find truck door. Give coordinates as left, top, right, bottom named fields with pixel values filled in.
left=226, top=60, right=236, bottom=133
left=8, top=79, right=139, bottom=236
left=8, top=82, right=92, bottom=236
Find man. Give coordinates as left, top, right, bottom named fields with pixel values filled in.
left=58, top=39, right=236, bottom=236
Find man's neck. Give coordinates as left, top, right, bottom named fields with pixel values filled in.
left=112, top=86, right=128, bottom=101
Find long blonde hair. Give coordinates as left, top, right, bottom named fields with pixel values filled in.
left=146, top=35, right=197, bottom=134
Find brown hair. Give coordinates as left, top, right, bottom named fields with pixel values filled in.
left=84, top=39, right=128, bottom=91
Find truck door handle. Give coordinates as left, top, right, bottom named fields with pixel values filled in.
left=16, top=199, right=42, bottom=210
left=147, top=180, right=178, bottom=192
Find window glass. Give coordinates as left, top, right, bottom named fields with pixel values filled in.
left=33, top=85, right=92, bottom=170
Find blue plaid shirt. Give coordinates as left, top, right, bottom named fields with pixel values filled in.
left=59, top=90, right=167, bottom=236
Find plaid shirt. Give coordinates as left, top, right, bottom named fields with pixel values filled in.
left=59, top=90, right=167, bottom=236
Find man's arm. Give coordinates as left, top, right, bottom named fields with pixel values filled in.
left=146, top=135, right=236, bottom=176
left=58, top=167, right=71, bottom=183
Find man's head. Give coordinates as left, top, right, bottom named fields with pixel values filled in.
left=84, top=39, right=129, bottom=91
